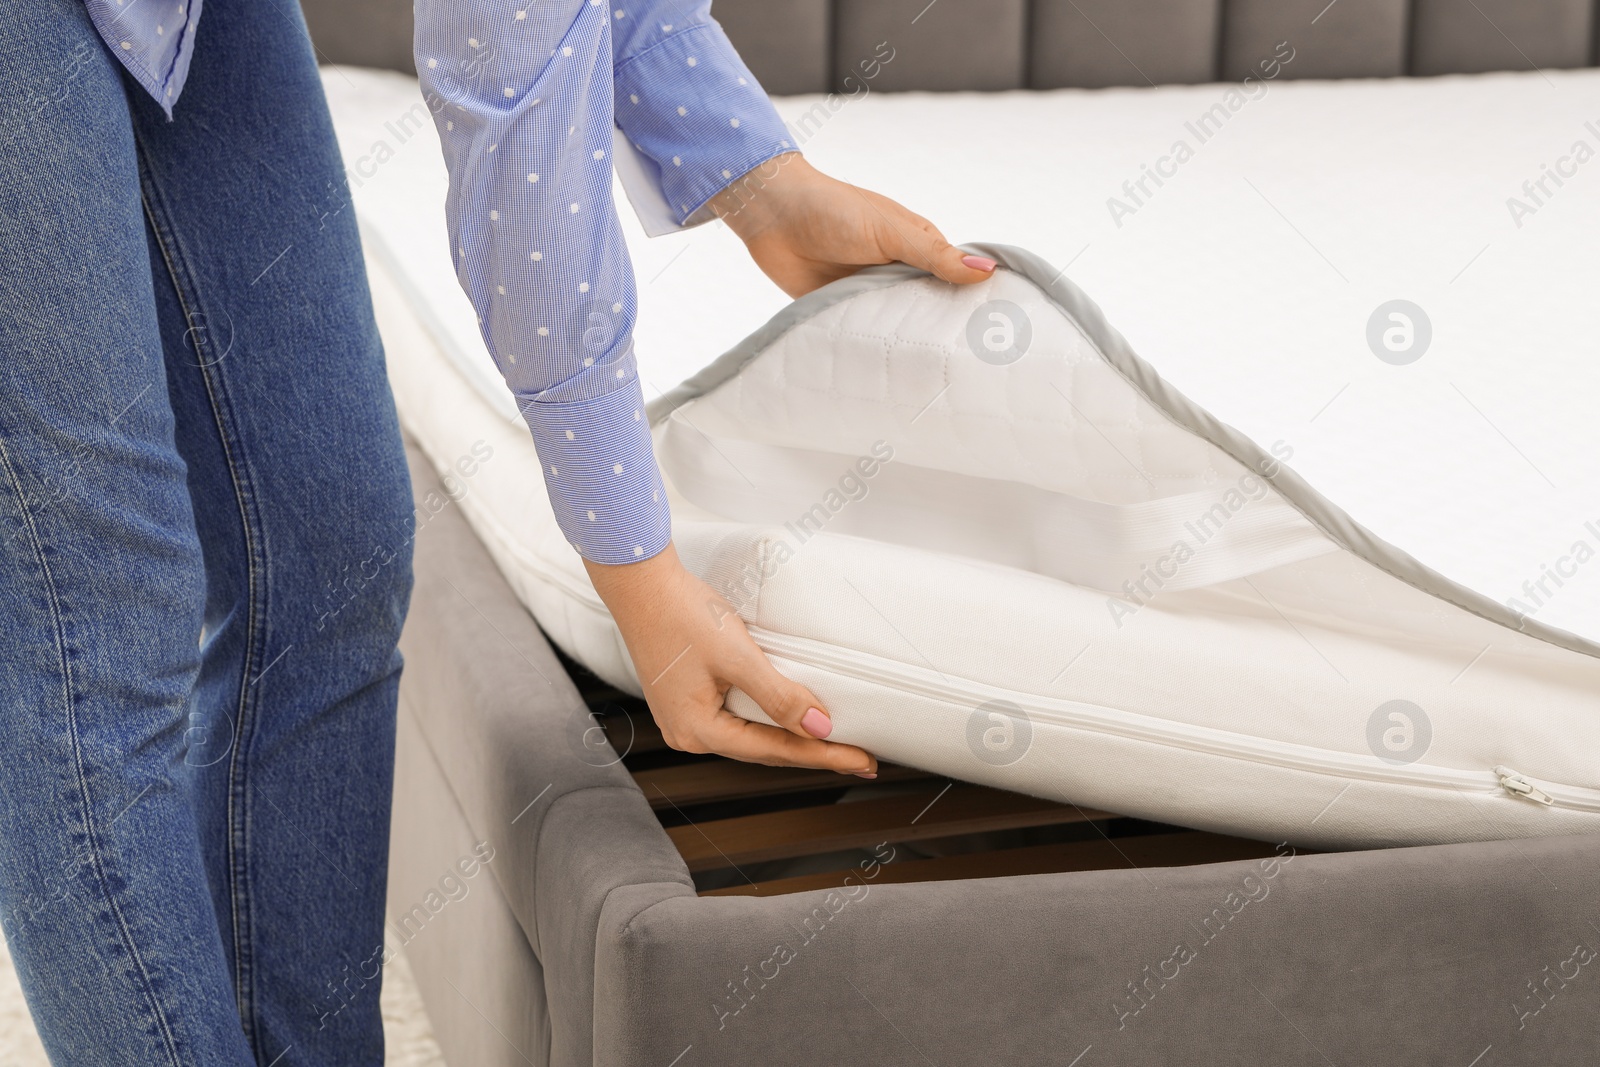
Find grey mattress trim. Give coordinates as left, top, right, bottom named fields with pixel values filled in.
left=647, top=243, right=1600, bottom=661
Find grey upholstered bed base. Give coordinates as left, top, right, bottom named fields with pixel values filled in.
left=389, top=442, right=1600, bottom=1067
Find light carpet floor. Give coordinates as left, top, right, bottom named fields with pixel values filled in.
left=0, top=923, right=447, bottom=1065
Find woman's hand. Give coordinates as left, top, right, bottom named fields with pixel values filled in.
left=584, top=544, right=879, bottom=776
left=588, top=155, right=970, bottom=771
left=709, top=153, right=996, bottom=298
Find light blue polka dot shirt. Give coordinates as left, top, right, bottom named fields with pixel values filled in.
left=414, top=0, right=794, bottom=564
left=92, top=0, right=794, bottom=566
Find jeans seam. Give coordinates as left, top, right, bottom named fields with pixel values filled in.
left=135, top=144, right=271, bottom=1051
left=0, top=436, right=185, bottom=1067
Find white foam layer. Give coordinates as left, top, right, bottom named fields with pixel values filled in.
left=324, top=66, right=1600, bottom=640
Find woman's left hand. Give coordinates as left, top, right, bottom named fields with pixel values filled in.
left=708, top=153, right=996, bottom=298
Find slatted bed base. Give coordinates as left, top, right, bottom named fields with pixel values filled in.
left=560, top=652, right=1286, bottom=898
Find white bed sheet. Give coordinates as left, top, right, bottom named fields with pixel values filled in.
left=322, top=66, right=1600, bottom=642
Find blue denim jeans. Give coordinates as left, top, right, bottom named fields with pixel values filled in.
left=0, top=2, right=414, bottom=1064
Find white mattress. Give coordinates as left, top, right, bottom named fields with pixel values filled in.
left=324, top=67, right=1600, bottom=848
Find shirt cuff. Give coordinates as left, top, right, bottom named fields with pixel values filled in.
left=520, top=379, right=672, bottom=565
left=613, top=23, right=796, bottom=224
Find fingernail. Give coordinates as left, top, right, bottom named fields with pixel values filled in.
left=853, top=772, right=878, bottom=779
left=800, top=707, right=832, bottom=739
left=962, top=255, right=997, bottom=272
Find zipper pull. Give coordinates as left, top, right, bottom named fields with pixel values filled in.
left=1495, top=766, right=1555, bottom=806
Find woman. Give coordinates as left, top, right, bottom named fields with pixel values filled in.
left=0, top=0, right=985, bottom=1062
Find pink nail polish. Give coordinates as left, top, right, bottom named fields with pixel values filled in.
left=800, top=707, right=832, bottom=739
left=962, top=255, right=997, bottom=272
left=854, top=772, right=878, bottom=779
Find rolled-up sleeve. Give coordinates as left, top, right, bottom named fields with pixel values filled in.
left=414, top=0, right=791, bottom=564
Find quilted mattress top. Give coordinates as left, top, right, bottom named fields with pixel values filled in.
left=323, top=64, right=1600, bottom=643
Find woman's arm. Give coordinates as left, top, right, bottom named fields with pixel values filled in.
left=416, top=1, right=983, bottom=775
left=415, top=0, right=875, bottom=773
left=606, top=1, right=994, bottom=293
left=415, top=1, right=663, bottom=566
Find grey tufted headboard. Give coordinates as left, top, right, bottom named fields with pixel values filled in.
left=300, top=0, right=1599, bottom=92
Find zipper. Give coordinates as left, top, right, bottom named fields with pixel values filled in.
left=748, top=626, right=1600, bottom=813
left=1495, top=767, right=1556, bottom=806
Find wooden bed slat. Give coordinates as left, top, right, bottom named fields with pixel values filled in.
left=703, top=831, right=1282, bottom=896
left=668, top=783, right=1112, bottom=873
left=635, top=760, right=933, bottom=809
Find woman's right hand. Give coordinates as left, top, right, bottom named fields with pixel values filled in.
left=583, top=543, right=879, bottom=776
